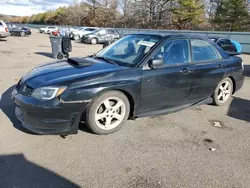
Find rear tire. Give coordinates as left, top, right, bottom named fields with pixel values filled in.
left=213, top=77, right=233, bottom=106
left=85, top=91, right=130, bottom=135
left=20, top=31, right=25, bottom=37
left=90, top=38, right=98, bottom=45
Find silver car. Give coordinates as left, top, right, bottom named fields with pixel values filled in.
left=0, top=20, right=10, bottom=38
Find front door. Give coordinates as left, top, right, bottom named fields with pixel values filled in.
left=139, top=39, right=194, bottom=113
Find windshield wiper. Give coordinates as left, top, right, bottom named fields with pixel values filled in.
left=92, top=54, right=118, bottom=66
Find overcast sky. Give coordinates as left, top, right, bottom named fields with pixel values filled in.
left=0, top=0, right=73, bottom=16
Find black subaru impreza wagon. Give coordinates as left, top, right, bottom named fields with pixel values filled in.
left=12, top=34, right=244, bottom=135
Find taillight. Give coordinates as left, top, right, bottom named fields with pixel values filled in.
left=5, top=28, right=9, bottom=32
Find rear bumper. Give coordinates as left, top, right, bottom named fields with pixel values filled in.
left=0, top=32, right=10, bottom=38
left=14, top=93, right=89, bottom=135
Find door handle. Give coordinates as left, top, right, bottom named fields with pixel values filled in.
left=217, top=64, right=223, bottom=68
left=180, top=68, right=193, bottom=75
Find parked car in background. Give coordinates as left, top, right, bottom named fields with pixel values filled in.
left=69, top=27, right=84, bottom=40
left=69, top=27, right=84, bottom=39
left=51, top=30, right=60, bottom=36
left=209, top=37, right=239, bottom=53
left=72, top=27, right=98, bottom=41
left=39, top=26, right=58, bottom=34
left=0, top=20, right=10, bottom=38
left=231, top=40, right=242, bottom=53
left=7, top=23, right=17, bottom=29
left=82, top=28, right=120, bottom=44
left=10, top=27, right=31, bottom=37
left=12, top=34, right=244, bottom=135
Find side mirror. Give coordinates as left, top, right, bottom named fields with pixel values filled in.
left=148, top=59, right=163, bottom=69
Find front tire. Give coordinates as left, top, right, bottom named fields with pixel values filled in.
left=86, top=91, right=130, bottom=135
left=213, top=77, right=233, bottom=106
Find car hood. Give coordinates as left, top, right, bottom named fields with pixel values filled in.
left=22, top=57, right=128, bottom=88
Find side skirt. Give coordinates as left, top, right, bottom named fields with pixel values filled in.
left=133, top=97, right=213, bottom=119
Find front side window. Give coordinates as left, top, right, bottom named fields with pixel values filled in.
left=152, top=39, right=190, bottom=65
left=191, top=39, right=218, bottom=62
left=96, top=35, right=162, bottom=67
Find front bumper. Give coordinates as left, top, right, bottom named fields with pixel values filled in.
left=13, top=93, right=89, bottom=135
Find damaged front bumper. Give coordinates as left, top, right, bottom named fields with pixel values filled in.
left=13, top=93, right=90, bottom=135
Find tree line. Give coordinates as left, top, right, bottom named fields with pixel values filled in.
left=6, top=0, right=250, bottom=31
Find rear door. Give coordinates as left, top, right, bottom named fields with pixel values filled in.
left=139, top=38, right=194, bottom=112
left=97, top=29, right=107, bottom=43
left=106, top=29, right=115, bottom=41
left=188, top=39, right=227, bottom=102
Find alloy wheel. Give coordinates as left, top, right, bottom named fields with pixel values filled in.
left=95, top=97, right=126, bottom=130
left=217, top=80, right=232, bottom=103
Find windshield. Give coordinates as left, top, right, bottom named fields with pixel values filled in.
left=96, top=35, right=162, bottom=67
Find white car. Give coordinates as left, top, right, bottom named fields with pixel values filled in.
left=73, top=27, right=98, bottom=40
left=0, top=20, right=10, bottom=38
left=39, top=26, right=58, bottom=34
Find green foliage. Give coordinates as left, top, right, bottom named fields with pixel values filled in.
left=7, top=0, right=250, bottom=31
left=213, top=0, right=250, bottom=31
left=171, top=0, right=205, bottom=29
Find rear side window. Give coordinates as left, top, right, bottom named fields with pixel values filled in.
left=0, top=22, right=2, bottom=26
left=85, top=28, right=95, bottom=31
left=191, top=39, right=218, bottom=62
left=218, top=39, right=232, bottom=46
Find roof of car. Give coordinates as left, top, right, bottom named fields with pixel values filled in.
left=208, top=36, right=229, bottom=40
left=128, top=33, right=212, bottom=40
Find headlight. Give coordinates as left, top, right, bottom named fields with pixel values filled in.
left=31, top=86, right=67, bottom=100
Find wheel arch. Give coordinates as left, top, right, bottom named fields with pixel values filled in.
left=228, top=76, right=236, bottom=94
left=116, top=89, right=135, bottom=119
